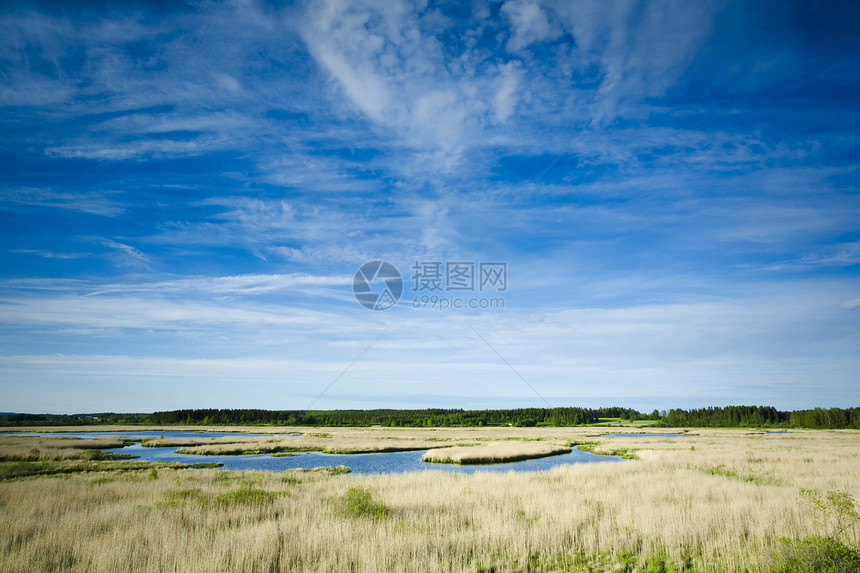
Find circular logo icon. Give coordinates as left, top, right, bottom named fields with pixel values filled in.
left=353, top=261, right=403, bottom=310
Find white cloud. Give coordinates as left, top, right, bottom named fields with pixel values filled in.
left=145, top=193, right=397, bottom=265
left=0, top=272, right=353, bottom=305
left=501, top=0, right=560, bottom=52
left=0, top=293, right=339, bottom=331
left=298, top=0, right=527, bottom=155
left=0, top=188, right=125, bottom=217
left=94, top=273, right=351, bottom=296
left=45, top=134, right=229, bottom=161
left=267, top=244, right=381, bottom=265
left=798, top=242, right=860, bottom=267
left=99, top=240, right=151, bottom=270
left=2, top=278, right=858, bottom=411
left=214, top=73, right=242, bottom=93
left=11, top=250, right=88, bottom=260
left=551, top=0, right=717, bottom=122
left=492, top=63, right=521, bottom=123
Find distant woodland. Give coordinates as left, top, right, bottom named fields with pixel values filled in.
left=1, top=405, right=858, bottom=429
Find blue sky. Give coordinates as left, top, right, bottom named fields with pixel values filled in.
left=1, top=0, right=858, bottom=414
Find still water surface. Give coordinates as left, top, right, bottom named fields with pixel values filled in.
left=6, top=430, right=622, bottom=475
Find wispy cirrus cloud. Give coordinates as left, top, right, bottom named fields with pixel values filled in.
left=10, top=250, right=87, bottom=260
left=1, top=277, right=858, bottom=411
left=90, top=273, right=351, bottom=297
left=0, top=272, right=350, bottom=298
left=97, top=239, right=151, bottom=270
left=0, top=188, right=124, bottom=217
left=797, top=242, right=860, bottom=267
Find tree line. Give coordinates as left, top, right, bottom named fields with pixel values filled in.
left=657, top=406, right=860, bottom=429
left=1, top=405, right=857, bottom=429
left=145, top=407, right=616, bottom=427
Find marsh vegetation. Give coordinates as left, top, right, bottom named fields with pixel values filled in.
left=422, top=441, right=571, bottom=464
left=1, top=427, right=858, bottom=571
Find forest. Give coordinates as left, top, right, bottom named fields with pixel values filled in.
left=658, top=405, right=860, bottom=429
left=145, top=407, right=623, bottom=427
left=1, top=405, right=858, bottom=429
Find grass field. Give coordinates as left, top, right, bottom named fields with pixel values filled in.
left=422, top=441, right=572, bottom=464
left=1, top=427, right=858, bottom=572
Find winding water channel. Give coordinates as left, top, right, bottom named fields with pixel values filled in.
left=6, top=430, right=624, bottom=475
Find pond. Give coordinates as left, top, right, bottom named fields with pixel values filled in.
left=5, top=431, right=623, bottom=475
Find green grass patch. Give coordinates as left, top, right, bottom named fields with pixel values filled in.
left=317, top=465, right=351, bottom=475
left=701, top=464, right=772, bottom=485
left=213, top=486, right=289, bottom=506
left=574, top=443, right=639, bottom=460
left=80, top=449, right=137, bottom=461
left=0, top=450, right=137, bottom=463
left=159, top=486, right=289, bottom=508
left=212, top=472, right=261, bottom=487
left=771, top=536, right=860, bottom=572
left=332, top=486, right=388, bottom=520
left=0, top=459, right=190, bottom=481
left=165, top=487, right=208, bottom=502
left=479, top=547, right=699, bottom=573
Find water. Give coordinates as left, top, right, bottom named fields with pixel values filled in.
left=4, top=430, right=623, bottom=475
left=110, top=441, right=621, bottom=474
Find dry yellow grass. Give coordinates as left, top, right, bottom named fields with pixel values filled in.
left=0, top=427, right=858, bottom=572
left=0, top=435, right=129, bottom=460
left=169, top=435, right=443, bottom=455
left=423, top=441, right=571, bottom=464
left=141, top=426, right=570, bottom=455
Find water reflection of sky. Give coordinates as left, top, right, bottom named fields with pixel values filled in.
left=3, top=431, right=623, bottom=475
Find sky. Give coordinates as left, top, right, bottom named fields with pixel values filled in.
left=1, top=0, right=859, bottom=414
